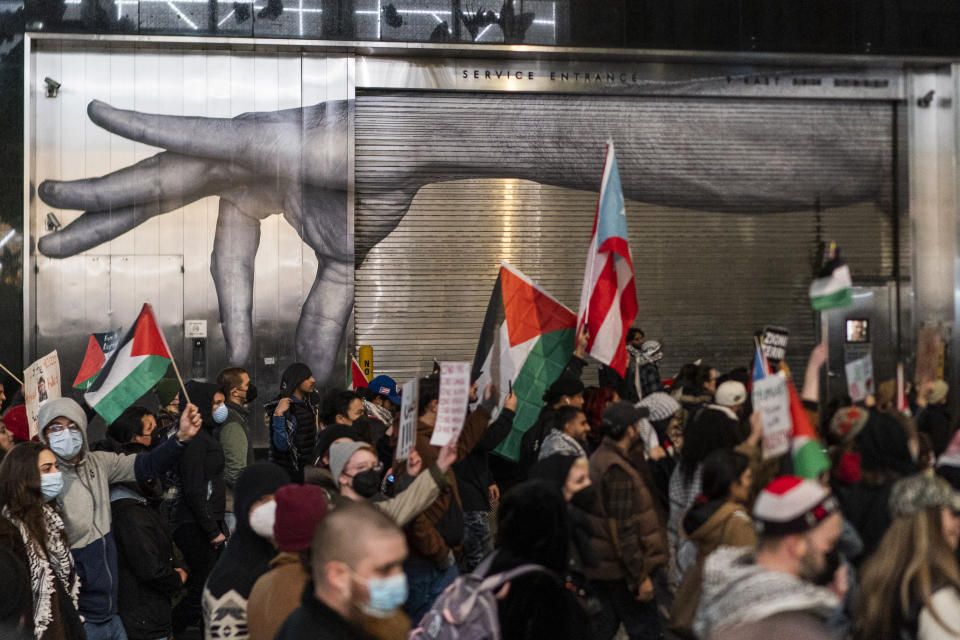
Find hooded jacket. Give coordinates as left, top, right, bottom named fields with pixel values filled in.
left=172, top=382, right=226, bottom=541
left=36, top=397, right=187, bottom=623
left=202, top=462, right=290, bottom=640
left=683, top=500, right=756, bottom=562
left=694, top=546, right=840, bottom=638
left=266, top=363, right=318, bottom=482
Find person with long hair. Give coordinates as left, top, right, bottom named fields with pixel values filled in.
left=667, top=407, right=757, bottom=588
left=854, top=474, right=960, bottom=640
left=0, top=442, right=84, bottom=640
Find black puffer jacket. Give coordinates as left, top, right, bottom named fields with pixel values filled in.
left=111, top=487, right=182, bottom=640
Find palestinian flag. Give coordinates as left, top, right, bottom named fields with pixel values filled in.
left=472, top=263, right=577, bottom=461
left=787, top=378, right=831, bottom=479
left=809, top=245, right=853, bottom=311
left=85, top=304, right=173, bottom=424
left=72, top=331, right=119, bottom=390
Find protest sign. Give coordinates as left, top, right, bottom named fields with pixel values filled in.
left=396, top=377, right=419, bottom=461
left=845, top=354, right=874, bottom=403
left=25, top=351, right=62, bottom=439
left=430, top=362, right=471, bottom=446
left=752, top=374, right=791, bottom=459
left=761, top=326, right=790, bottom=362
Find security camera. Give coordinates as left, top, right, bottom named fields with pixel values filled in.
left=44, top=77, right=60, bottom=98
left=45, top=212, right=61, bottom=232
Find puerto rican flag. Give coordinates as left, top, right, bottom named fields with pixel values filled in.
left=576, top=141, right=638, bottom=377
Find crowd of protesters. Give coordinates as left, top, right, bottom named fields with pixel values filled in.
left=2, top=326, right=960, bottom=640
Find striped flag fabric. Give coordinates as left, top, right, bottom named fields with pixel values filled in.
left=809, top=245, right=853, bottom=311
left=72, top=330, right=119, bottom=390
left=85, top=304, right=173, bottom=424
left=577, top=141, right=638, bottom=376
left=472, top=263, right=577, bottom=461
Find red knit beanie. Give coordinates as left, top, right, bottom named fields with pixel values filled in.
left=274, top=484, right=328, bottom=552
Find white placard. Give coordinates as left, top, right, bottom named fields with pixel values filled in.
left=396, top=378, right=419, bottom=462
left=25, top=350, right=62, bottom=439
left=752, top=374, right=792, bottom=460
left=184, top=319, right=207, bottom=338
left=845, top=354, right=874, bottom=403
left=430, top=362, right=472, bottom=447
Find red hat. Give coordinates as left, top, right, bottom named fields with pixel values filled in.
left=273, top=484, right=328, bottom=552
left=753, top=475, right=839, bottom=537
left=2, top=405, right=30, bottom=442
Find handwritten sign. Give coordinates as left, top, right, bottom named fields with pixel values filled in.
left=761, top=326, right=790, bottom=362
left=430, top=362, right=471, bottom=447
left=25, top=350, right=62, bottom=439
left=396, top=378, right=419, bottom=462
left=752, top=374, right=791, bottom=460
left=845, top=354, right=874, bottom=403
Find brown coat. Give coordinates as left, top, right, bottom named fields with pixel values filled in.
left=403, top=407, right=490, bottom=564
left=247, top=553, right=410, bottom=640
left=247, top=552, right=307, bottom=640
left=586, top=438, right=668, bottom=586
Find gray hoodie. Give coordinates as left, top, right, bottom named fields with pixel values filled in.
left=37, top=397, right=186, bottom=622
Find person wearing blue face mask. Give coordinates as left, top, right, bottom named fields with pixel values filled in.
left=276, top=501, right=409, bottom=640
left=170, top=381, right=229, bottom=635
left=36, top=395, right=203, bottom=640
left=0, top=441, right=85, bottom=640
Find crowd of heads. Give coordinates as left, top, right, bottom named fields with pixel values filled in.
left=1, top=328, right=960, bottom=640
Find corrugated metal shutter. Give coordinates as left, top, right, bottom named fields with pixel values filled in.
left=355, top=92, right=898, bottom=383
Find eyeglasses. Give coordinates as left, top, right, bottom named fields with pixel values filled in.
left=346, top=462, right=384, bottom=477
left=45, top=422, right=80, bottom=434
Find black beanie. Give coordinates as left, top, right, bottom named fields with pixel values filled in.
left=543, top=376, right=585, bottom=405
left=530, top=454, right=579, bottom=492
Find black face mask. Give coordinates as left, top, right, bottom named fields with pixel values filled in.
left=245, top=383, right=258, bottom=404
left=570, top=485, right=599, bottom=513
left=350, top=469, right=381, bottom=498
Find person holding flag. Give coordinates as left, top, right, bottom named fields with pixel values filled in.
left=36, top=397, right=202, bottom=640
left=34, top=302, right=204, bottom=640
left=577, top=140, right=639, bottom=382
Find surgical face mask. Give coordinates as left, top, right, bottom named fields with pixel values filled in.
left=350, top=469, right=381, bottom=499
left=213, top=404, right=229, bottom=424
left=47, top=429, right=83, bottom=460
left=40, top=472, right=63, bottom=501
left=358, top=572, right=408, bottom=617
left=249, top=500, right=277, bottom=539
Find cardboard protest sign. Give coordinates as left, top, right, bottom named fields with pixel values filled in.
left=430, top=362, right=471, bottom=447
left=845, top=354, right=874, bottom=403
left=752, top=374, right=792, bottom=459
left=396, top=378, right=419, bottom=461
left=24, top=351, right=62, bottom=439
left=761, top=326, right=790, bottom=363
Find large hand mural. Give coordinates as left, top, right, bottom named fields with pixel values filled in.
left=36, top=91, right=890, bottom=385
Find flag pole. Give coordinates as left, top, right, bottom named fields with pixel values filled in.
left=0, top=362, right=24, bottom=386
left=142, top=303, right=192, bottom=406
left=167, top=355, right=192, bottom=406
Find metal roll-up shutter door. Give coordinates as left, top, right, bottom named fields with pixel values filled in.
left=354, top=92, right=898, bottom=382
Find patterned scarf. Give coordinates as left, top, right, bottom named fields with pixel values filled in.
left=3, top=504, right=80, bottom=639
